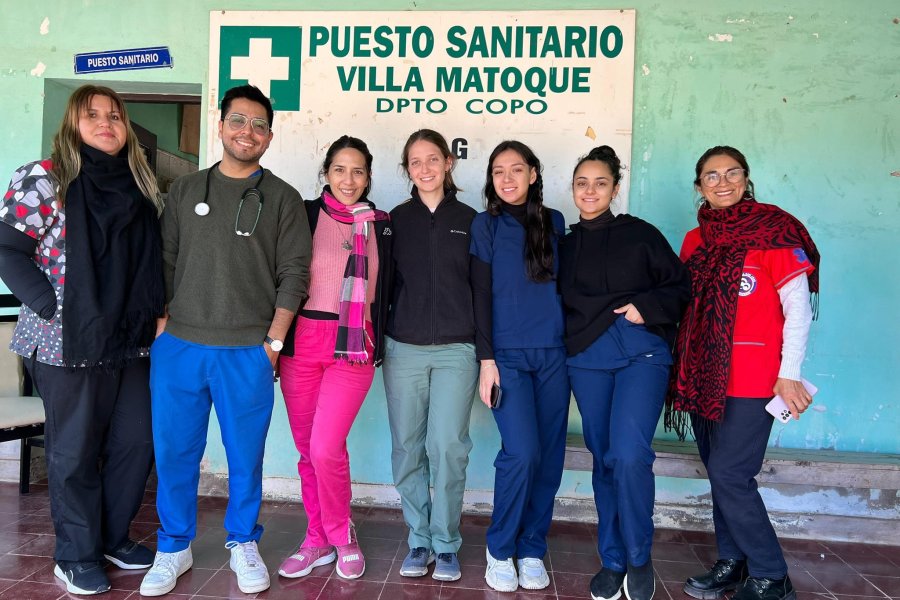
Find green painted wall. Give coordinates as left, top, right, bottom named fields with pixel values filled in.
left=2, top=3, right=897, bottom=501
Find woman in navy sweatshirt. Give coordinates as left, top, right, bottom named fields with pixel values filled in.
left=557, top=146, right=690, bottom=600
left=470, top=140, right=569, bottom=593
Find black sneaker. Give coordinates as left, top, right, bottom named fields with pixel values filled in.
left=591, top=567, right=626, bottom=600
left=54, top=561, right=111, bottom=595
left=732, top=576, right=796, bottom=600
left=104, top=540, right=154, bottom=569
left=684, top=559, right=749, bottom=599
left=624, top=560, right=655, bottom=600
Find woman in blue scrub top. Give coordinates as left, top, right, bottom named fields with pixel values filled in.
left=470, top=140, right=570, bottom=593
left=558, top=146, right=690, bottom=600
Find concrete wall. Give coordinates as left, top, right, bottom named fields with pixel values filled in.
left=1, top=1, right=897, bottom=535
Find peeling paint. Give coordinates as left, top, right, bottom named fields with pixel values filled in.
left=643, top=144, right=653, bottom=162
left=30, top=62, right=46, bottom=77
left=641, top=64, right=650, bottom=76
left=725, top=18, right=749, bottom=24
left=813, top=33, right=820, bottom=38
left=585, top=126, right=596, bottom=140
left=40, top=17, right=50, bottom=35
left=891, top=171, right=900, bottom=177
left=708, top=33, right=733, bottom=42
left=811, top=405, right=826, bottom=413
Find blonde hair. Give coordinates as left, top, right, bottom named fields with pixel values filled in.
left=50, top=85, right=162, bottom=212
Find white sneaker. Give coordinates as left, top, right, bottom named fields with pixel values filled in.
left=485, top=547, right=518, bottom=592
left=226, top=540, right=271, bottom=594
left=139, top=547, right=193, bottom=597
left=517, top=557, right=551, bottom=589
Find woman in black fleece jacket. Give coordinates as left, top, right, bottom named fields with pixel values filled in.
left=557, top=146, right=690, bottom=600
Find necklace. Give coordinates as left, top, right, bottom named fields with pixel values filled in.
left=340, top=224, right=352, bottom=251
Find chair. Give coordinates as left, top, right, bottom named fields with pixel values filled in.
left=0, top=294, right=45, bottom=494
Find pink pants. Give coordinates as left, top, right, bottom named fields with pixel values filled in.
left=280, top=317, right=375, bottom=547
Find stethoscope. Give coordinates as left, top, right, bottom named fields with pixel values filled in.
left=194, top=161, right=266, bottom=237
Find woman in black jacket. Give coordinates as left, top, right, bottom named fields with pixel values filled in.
left=382, top=129, right=478, bottom=582
left=557, top=146, right=690, bottom=600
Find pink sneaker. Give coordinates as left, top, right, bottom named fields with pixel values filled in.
left=334, top=525, right=365, bottom=580
left=278, top=545, right=336, bottom=578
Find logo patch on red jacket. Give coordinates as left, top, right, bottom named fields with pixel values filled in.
left=739, top=272, right=757, bottom=296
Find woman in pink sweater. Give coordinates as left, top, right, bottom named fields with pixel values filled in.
left=276, top=136, right=392, bottom=581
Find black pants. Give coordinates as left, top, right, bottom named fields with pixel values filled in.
left=27, top=358, right=154, bottom=563
left=692, top=396, right=787, bottom=580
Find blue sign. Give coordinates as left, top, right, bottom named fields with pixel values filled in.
left=74, top=47, right=173, bottom=74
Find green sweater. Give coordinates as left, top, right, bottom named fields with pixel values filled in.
left=161, top=166, right=311, bottom=346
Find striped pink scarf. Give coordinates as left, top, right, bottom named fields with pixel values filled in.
left=321, top=189, right=388, bottom=364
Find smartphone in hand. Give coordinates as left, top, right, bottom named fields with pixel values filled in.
left=490, top=383, right=502, bottom=409
left=765, top=378, right=818, bottom=423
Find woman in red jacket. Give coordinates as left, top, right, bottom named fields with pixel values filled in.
left=667, top=146, right=819, bottom=600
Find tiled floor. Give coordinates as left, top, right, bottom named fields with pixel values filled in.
left=0, top=481, right=897, bottom=599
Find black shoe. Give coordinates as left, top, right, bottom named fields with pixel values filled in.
left=104, top=540, right=154, bottom=570
left=684, top=559, right=749, bottom=599
left=624, top=560, right=655, bottom=600
left=54, top=561, right=111, bottom=595
left=591, top=567, right=626, bottom=600
left=732, top=576, right=796, bottom=600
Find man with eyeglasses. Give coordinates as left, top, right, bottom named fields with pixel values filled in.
left=141, top=85, right=311, bottom=597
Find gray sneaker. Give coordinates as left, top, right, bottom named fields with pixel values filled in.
left=432, top=552, right=461, bottom=581
left=399, top=547, right=435, bottom=577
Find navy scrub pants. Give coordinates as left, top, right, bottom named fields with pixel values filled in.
left=28, top=358, right=154, bottom=564
left=569, top=359, right=668, bottom=571
left=150, top=332, right=275, bottom=552
left=692, top=397, right=788, bottom=579
left=486, top=346, right=570, bottom=560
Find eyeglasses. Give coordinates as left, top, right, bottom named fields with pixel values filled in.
left=700, top=167, right=746, bottom=187
left=223, top=113, right=270, bottom=136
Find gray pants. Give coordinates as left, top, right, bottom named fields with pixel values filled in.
left=382, top=337, right=478, bottom=553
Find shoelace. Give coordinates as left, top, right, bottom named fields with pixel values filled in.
left=712, top=560, right=740, bottom=578
left=151, top=552, right=182, bottom=577
left=436, top=553, right=454, bottom=563
left=489, top=556, right=516, bottom=575
left=226, top=541, right=261, bottom=569
left=410, top=547, right=430, bottom=560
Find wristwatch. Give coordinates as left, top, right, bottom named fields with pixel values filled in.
left=265, top=336, right=284, bottom=352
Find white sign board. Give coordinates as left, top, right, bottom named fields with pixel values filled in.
left=208, top=10, right=635, bottom=220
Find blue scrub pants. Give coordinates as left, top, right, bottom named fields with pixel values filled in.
left=150, top=332, right=275, bottom=552
left=486, top=347, right=570, bottom=560
left=692, top=397, right=787, bottom=579
left=569, top=359, right=669, bottom=570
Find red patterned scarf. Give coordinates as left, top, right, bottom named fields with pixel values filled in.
left=665, top=197, right=819, bottom=438
left=321, top=188, right=388, bottom=364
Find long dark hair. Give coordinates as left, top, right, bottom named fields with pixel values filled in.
left=483, top=140, right=555, bottom=283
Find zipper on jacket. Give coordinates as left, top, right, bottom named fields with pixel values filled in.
left=430, top=209, right=437, bottom=344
